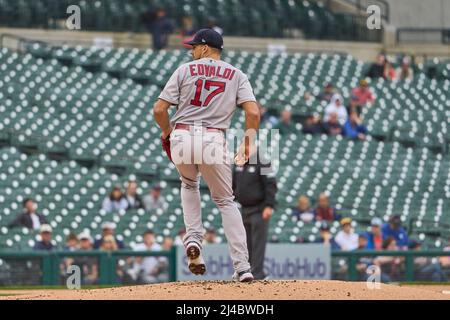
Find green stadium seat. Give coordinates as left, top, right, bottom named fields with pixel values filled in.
left=1, top=44, right=450, bottom=250
left=0, top=0, right=377, bottom=42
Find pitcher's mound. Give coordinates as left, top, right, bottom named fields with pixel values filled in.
left=1, top=280, right=450, bottom=300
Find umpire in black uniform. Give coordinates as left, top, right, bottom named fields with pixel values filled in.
left=232, top=153, right=277, bottom=280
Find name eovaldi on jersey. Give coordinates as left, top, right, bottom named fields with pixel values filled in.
left=188, top=63, right=236, bottom=80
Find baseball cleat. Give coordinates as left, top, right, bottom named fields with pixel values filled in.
left=232, top=269, right=254, bottom=282
left=186, top=242, right=206, bottom=275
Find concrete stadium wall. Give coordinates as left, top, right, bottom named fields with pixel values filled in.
left=385, top=0, right=450, bottom=28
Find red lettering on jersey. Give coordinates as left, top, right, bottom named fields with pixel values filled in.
left=189, top=64, right=197, bottom=76
left=209, top=66, right=216, bottom=77
left=229, top=69, right=236, bottom=80
left=197, top=64, right=205, bottom=75
left=216, top=66, right=223, bottom=78
left=223, top=68, right=231, bottom=80
left=191, top=80, right=226, bottom=107
left=204, top=65, right=211, bottom=77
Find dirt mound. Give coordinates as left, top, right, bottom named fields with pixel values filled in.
left=1, top=280, right=449, bottom=300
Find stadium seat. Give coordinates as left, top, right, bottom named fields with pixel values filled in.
left=0, top=0, right=376, bottom=41
left=1, top=44, right=450, bottom=250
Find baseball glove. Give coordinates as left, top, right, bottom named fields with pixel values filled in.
left=161, top=135, right=173, bottom=163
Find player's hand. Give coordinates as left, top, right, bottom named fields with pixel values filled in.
left=262, top=207, right=273, bottom=221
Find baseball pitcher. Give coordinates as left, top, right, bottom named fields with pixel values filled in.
left=153, top=29, right=260, bottom=282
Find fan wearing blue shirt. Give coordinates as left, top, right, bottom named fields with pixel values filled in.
left=343, top=112, right=368, bottom=140
left=382, top=215, right=409, bottom=249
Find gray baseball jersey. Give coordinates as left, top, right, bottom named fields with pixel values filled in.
left=158, top=57, right=256, bottom=275
left=158, top=57, right=256, bottom=129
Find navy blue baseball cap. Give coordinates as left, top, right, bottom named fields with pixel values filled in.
left=184, top=28, right=224, bottom=51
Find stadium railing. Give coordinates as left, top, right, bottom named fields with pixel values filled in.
left=332, top=250, right=450, bottom=282
left=0, top=33, right=50, bottom=52
left=0, top=248, right=177, bottom=286
left=1, top=249, right=449, bottom=285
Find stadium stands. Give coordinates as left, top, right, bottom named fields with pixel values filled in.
left=1, top=43, right=449, bottom=251
left=424, top=58, right=450, bottom=81
left=0, top=0, right=377, bottom=41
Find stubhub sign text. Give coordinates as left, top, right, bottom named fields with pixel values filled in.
left=176, top=243, right=330, bottom=281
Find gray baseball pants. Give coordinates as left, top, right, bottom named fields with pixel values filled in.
left=170, top=127, right=251, bottom=273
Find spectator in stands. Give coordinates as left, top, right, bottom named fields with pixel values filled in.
left=159, top=236, right=173, bottom=282
left=33, top=227, right=52, bottom=250
left=100, top=235, right=119, bottom=252
left=181, top=15, right=198, bottom=49
left=181, top=15, right=198, bottom=37
left=8, top=198, right=47, bottom=230
left=317, top=82, right=335, bottom=102
left=343, top=112, right=368, bottom=140
left=439, top=238, right=450, bottom=268
left=365, top=217, right=384, bottom=250
left=133, top=230, right=164, bottom=284
left=78, top=233, right=92, bottom=250
left=357, top=233, right=369, bottom=250
left=125, top=180, right=144, bottom=210
left=382, top=215, right=409, bottom=250
left=410, top=240, right=447, bottom=282
left=64, top=233, right=79, bottom=251
left=350, top=79, right=375, bottom=115
left=79, top=232, right=93, bottom=250
left=75, top=232, right=98, bottom=285
left=292, top=195, right=315, bottom=223
left=174, top=227, right=186, bottom=246
left=207, top=17, right=223, bottom=35
left=162, top=236, right=174, bottom=251
left=373, top=237, right=403, bottom=282
left=316, top=221, right=339, bottom=250
left=324, top=94, right=348, bottom=126
left=396, top=56, right=414, bottom=81
left=78, top=232, right=94, bottom=249
left=142, top=7, right=175, bottom=50
left=335, top=218, right=359, bottom=251
left=33, top=224, right=54, bottom=251
left=323, top=112, right=343, bottom=136
left=94, top=222, right=125, bottom=249
left=273, top=110, right=295, bottom=135
left=102, top=186, right=128, bottom=213
left=314, top=193, right=337, bottom=222
left=204, top=228, right=219, bottom=244
left=355, top=234, right=374, bottom=280
left=384, top=60, right=396, bottom=81
left=366, top=53, right=386, bottom=79
left=355, top=236, right=375, bottom=280
left=143, top=184, right=168, bottom=212
left=60, top=233, right=79, bottom=274
left=302, top=115, right=325, bottom=135
left=258, top=102, right=278, bottom=128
